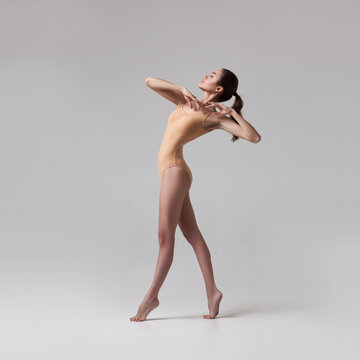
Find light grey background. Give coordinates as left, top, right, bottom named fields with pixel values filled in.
left=1, top=0, right=359, bottom=359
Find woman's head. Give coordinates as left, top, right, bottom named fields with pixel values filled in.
left=199, top=68, right=244, bottom=142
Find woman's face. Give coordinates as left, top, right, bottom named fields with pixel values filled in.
left=198, top=69, right=223, bottom=94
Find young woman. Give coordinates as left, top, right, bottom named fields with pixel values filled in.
left=130, top=68, right=261, bottom=322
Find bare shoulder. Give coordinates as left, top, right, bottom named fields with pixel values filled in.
left=205, top=112, right=230, bottom=130
left=206, top=112, right=259, bottom=142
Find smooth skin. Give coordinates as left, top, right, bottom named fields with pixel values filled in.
left=129, top=166, right=223, bottom=321
left=130, top=69, right=260, bottom=322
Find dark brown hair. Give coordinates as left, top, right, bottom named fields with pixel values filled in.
left=215, top=68, right=244, bottom=142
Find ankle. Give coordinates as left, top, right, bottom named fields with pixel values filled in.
left=206, top=288, right=220, bottom=297
left=144, top=293, right=158, bottom=303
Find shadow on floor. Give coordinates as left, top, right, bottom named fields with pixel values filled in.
left=221, top=301, right=310, bottom=318
left=146, top=300, right=309, bottom=321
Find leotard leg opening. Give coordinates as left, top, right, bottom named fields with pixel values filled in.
left=161, top=166, right=192, bottom=185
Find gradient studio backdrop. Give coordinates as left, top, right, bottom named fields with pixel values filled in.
left=1, top=0, right=359, bottom=359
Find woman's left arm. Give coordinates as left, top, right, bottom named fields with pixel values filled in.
left=229, top=109, right=261, bottom=143
left=205, top=101, right=261, bottom=143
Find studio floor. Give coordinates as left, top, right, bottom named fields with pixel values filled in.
left=2, top=287, right=358, bottom=360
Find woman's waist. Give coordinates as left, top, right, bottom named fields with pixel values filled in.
left=158, top=146, right=183, bottom=158
left=157, top=150, right=185, bottom=164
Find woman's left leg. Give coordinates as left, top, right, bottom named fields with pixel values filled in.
left=178, top=191, right=223, bottom=319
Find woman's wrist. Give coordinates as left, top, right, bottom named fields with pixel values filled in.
left=230, top=108, right=237, bottom=116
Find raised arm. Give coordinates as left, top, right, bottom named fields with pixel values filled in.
left=207, top=111, right=261, bottom=143
left=145, top=77, right=185, bottom=105
left=218, top=111, right=261, bottom=143
left=205, top=101, right=261, bottom=143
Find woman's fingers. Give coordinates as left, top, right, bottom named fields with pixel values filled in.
left=191, top=99, right=200, bottom=110
left=185, top=96, right=194, bottom=109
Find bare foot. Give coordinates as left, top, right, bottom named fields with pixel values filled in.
left=129, top=297, right=160, bottom=322
left=203, top=289, right=223, bottom=319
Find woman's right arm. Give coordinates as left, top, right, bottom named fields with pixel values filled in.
left=145, top=77, right=186, bottom=105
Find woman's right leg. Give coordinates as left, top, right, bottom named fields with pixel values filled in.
left=130, top=166, right=190, bottom=322
left=178, top=191, right=223, bottom=319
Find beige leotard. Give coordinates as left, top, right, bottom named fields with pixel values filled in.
left=157, top=103, right=213, bottom=185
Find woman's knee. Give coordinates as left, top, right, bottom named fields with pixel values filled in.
left=181, top=226, right=201, bottom=245
left=158, top=227, right=175, bottom=247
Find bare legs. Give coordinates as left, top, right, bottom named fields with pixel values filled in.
left=129, top=166, right=222, bottom=321
left=178, top=191, right=223, bottom=319
left=130, top=167, right=190, bottom=321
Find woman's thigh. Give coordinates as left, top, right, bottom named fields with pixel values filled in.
left=178, top=191, right=199, bottom=239
left=158, top=167, right=191, bottom=238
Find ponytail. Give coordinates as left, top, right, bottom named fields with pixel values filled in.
left=229, top=93, right=244, bottom=142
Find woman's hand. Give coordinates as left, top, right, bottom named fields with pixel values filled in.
left=181, top=87, right=201, bottom=110
left=204, top=101, right=233, bottom=116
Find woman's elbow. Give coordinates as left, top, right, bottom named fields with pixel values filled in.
left=251, top=134, right=261, bottom=143
left=145, top=77, right=153, bottom=86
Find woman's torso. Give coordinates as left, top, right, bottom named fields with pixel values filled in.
left=157, top=103, right=214, bottom=179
